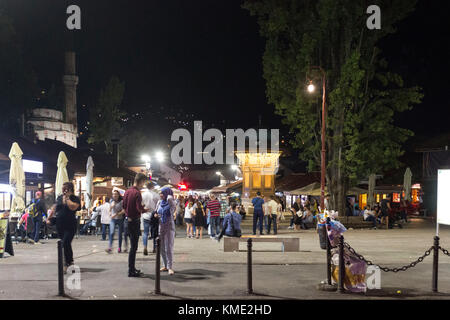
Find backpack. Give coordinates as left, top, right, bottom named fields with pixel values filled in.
left=229, top=213, right=241, bottom=238
left=27, top=202, right=38, bottom=218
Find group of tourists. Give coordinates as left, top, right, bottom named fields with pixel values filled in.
left=251, top=192, right=284, bottom=235
left=361, top=196, right=409, bottom=229
left=287, top=197, right=317, bottom=231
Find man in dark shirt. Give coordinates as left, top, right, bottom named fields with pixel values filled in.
left=380, top=195, right=391, bottom=229
left=123, top=173, right=147, bottom=277
left=31, top=191, right=46, bottom=244
left=251, top=191, right=265, bottom=235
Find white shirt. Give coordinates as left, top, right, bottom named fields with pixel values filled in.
left=141, top=189, right=159, bottom=220
left=184, top=205, right=193, bottom=219
left=99, top=203, right=111, bottom=225
left=364, top=209, right=375, bottom=220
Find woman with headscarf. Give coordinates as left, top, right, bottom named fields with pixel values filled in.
left=156, top=187, right=177, bottom=275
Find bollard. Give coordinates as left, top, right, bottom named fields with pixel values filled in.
left=432, top=236, right=439, bottom=293
left=338, top=235, right=345, bottom=293
left=325, top=227, right=332, bottom=285
left=247, top=238, right=253, bottom=295
left=57, top=240, right=65, bottom=296
left=155, top=237, right=161, bottom=294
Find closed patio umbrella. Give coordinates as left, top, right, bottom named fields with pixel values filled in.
left=84, top=156, right=94, bottom=210
left=403, top=167, right=412, bottom=202
left=368, top=174, right=376, bottom=207
left=8, top=142, right=25, bottom=217
left=55, top=151, right=69, bottom=198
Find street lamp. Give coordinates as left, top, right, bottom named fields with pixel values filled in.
left=307, top=66, right=327, bottom=211
left=155, top=151, right=164, bottom=163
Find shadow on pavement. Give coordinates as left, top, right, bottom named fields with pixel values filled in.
left=141, top=269, right=224, bottom=282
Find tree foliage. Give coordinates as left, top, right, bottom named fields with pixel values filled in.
left=87, top=76, right=126, bottom=152
left=243, top=0, right=423, bottom=211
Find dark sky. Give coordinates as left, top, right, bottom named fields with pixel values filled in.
left=2, top=0, right=449, bottom=152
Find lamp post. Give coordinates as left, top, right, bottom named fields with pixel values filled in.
left=307, top=67, right=327, bottom=211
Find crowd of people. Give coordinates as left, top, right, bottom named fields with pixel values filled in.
left=5, top=171, right=413, bottom=280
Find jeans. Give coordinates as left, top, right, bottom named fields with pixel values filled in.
left=143, top=219, right=151, bottom=247
left=109, top=218, right=125, bottom=249
left=32, top=217, right=42, bottom=242
left=160, top=220, right=175, bottom=269
left=267, top=214, right=277, bottom=234
left=150, top=218, right=159, bottom=250
left=253, top=210, right=264, bottom=234
left=263, top=215, right=269, bottom=233
left=101, top=224, right=109, bottom=241
left=128, top=219, right=140, bottom=273
left=365, top=215, right=377, bottom=228
left=209, top=216, right=220, bottom=237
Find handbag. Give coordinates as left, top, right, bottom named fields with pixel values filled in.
left=229, top=213, right=241, bottom=237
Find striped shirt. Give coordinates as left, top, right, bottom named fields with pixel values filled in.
left=207, top=199, right=221, bottom=217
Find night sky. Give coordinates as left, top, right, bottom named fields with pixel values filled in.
left=2, top=0, right=449, bottom=154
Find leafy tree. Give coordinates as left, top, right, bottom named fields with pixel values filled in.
left=88, top=76, right=126, bottom=152
left=243, top=0, right=423, bottom=213
left=0, top=10, right=37, bottom=133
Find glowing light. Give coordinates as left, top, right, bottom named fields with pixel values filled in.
left=307, top=82, right=315, bottom=93
left=155, top=151, right=164, bottom=163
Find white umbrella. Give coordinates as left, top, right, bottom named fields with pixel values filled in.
left=55, top=151, right=69, bottom=198
left=84, top=156, right=94, bottom=210
left=403, top=167, right=412, bottom=202
left=368, top=174, right=376, bottom=207
left=8, top=142, right=25, bottom=217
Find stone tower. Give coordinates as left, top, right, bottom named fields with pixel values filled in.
left=63, top=51, right=79, bottom=133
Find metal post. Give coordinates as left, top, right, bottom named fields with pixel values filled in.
left=325, top=227, right=332, bottom=285
left=432, top=236, right=439, bottom=293
left=338, top=235, right=345, bottom=293
left=57, top=240, right=65, bottom=296
left=320, top=70, right=326, bottom=210
left=247, top=238, right=253, bottom=294
left=155, top=237, right=161, bottom=294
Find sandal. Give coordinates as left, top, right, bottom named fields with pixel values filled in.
left=168, top=269, right=175, bottom=275
left=160, top=267, right=168, bottom=272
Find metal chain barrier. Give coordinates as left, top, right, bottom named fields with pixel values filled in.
left=343, top=242, right=433, bottom=273
left=439, top=246, right=450, bottom=257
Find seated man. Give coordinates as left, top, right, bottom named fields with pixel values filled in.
left=216, top=203, right=242, bottom=241
left=363, top=206, right=377, bottom=229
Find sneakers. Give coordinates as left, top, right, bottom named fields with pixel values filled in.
left=168, top=269, right=175, bottom=275
left=118, top=248, right=121, bottom=253
left=128, top=269, right=143, bottom=277
left=105, top=248, right=112, bottom=254
left=160, top=267, right=168, bottom=272
left=143, top=248, right=148, bottom=256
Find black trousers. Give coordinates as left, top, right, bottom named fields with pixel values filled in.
left=127, top=219, right=141, bottom=273
left=57, top=223, right=76, bottom=266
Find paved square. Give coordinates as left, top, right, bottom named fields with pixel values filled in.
left=1, top=218, right=450, bottom=300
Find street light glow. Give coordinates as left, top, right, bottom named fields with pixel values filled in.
left=155, top=151, right=164, bottom=162
left=141, top=155, right=151, bottom=162
left=307, top=82, right=315, bottom=93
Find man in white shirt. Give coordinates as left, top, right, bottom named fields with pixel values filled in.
left=363, top=206, right=377, bottom=229
left=141, top=181, right=159, bottom=255
left=267, top=196, right=280, bottom=235
left=98, top=198, right=111, bottom=241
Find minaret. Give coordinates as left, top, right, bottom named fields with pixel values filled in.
left=63, top=51, right=79, bottom=134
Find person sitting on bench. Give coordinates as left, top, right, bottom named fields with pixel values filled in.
left=216, top=203, right=242, bottom=242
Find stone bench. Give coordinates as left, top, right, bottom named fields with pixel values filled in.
left=223, top=236, right=300, bottom=252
